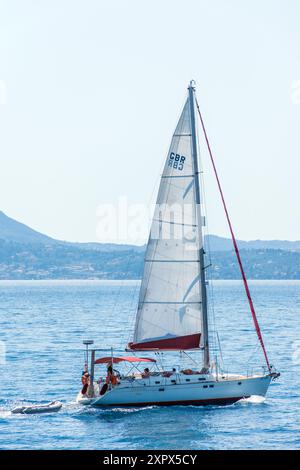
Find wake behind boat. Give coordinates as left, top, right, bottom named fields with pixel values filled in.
left=77, top=81, right=279, bottom=408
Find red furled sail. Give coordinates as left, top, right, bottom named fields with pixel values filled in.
left=128, top=333, right=201, bottom=351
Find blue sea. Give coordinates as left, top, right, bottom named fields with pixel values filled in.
left=0, top=280, right=299, bottom=450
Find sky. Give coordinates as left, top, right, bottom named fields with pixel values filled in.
left=0, top=0, right=300, bottom=243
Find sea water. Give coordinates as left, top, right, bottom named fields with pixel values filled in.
left=0, top=280, right=299, bottom=450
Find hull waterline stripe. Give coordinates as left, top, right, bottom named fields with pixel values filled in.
left=93, top=396, right=249, bottom=407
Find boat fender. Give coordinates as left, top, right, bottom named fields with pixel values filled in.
left=100, top=383, right=108, bottom=396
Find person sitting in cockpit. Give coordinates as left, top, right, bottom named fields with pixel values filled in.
left=142, top=367, right=150, bottom=378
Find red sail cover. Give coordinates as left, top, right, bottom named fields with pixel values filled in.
left=128, top=333, right=201, bottom=351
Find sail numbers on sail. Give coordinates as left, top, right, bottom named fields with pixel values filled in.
left=168, top=152, right=186, bottom=171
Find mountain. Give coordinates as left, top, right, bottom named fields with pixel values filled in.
left=1, top=210, right=300, bottom=252
left=206, top=234, right=300, bottom=252
left=0, top=211, right=145, bottom=251
left=0, top=211, right=56, bottom=245
left=1, top=210, right=300, bottom=279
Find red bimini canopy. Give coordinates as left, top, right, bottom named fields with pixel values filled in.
left=94, top=356, right=156, bottom=365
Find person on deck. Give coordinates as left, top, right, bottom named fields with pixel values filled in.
left=106, top=364, right=118, bottom=386
left=81, top=372, right=90, bottom=395
left=142, top=367, right=150, bottom=378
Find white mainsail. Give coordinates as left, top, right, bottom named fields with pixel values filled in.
left=128, top=92, right=205, bottom=351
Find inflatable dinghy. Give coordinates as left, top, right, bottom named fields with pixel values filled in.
left=11, top=401, right=62, bottom=414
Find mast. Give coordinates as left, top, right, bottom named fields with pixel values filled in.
left=188, top=81, right=210, bottom=369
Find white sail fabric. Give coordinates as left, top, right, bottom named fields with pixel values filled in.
left=129, top=96, right=204, bottom=350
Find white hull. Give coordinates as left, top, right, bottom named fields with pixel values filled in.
left=77, top=373, right=272, bottom=408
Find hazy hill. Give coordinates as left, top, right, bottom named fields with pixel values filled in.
left=206, top=234, right=300, bottom=252
left=1, top=210, right=300, bottom=279
left=1, top=210, right=300, bottom=252
left=0, top=211, right=56, bottom=245
left=0, top=211, right=145, bottom=252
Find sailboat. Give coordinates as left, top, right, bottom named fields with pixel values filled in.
left=77, top=81, right=279, bottom=407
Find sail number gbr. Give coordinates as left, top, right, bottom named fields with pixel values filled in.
left=168, top=152, right=186, bottom=171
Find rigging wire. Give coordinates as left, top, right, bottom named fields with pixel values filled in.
left=194, top=104, right=221, bottom=369
left=182, top=350, right=198, bottom=366
left=245, top=339, right=260, bottom=368
left=197, top=138, right=218, bottom=362
left=216, top=332, right=225, bottom=372
left=195, top=97, right=271, bottom=373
